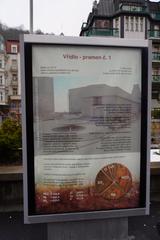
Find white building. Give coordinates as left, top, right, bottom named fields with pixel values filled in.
left=0, top=35, right=6, bottom=106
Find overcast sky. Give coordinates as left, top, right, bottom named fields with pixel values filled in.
left=0, top=0, right=93, bottom=36
left=0, top=0, right=159, bottom=36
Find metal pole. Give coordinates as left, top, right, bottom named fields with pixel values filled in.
left=30, top=0, right=33, bottom=33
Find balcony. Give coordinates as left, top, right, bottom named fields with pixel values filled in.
left=9, top=95, right=21, bottom=101
left=152, top=52, right=160, bottom=62
left=83, top=28, right=119, bottom=37
left=148, top=30, right=160, bottom=39
left=152, top=75, right=160, bottom=82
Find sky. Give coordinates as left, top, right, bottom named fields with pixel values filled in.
left=0, top=0, right=159, bottom=36
left=0, top=0, right=93, bottom=36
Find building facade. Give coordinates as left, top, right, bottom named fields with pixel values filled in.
left=5, top=40, right=21, bottom=120
left=0, top=35, right=7, bottom=123
left=0, top=35, right=6, bottom=106
left=80, top=0, right=160, bottom=146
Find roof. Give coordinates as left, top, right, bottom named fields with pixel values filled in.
left=94, top=0, right=160, bottom=16
left=80, top=0, right=160, bottom=36
left=149, top=1, right=160, bottom=13
left=97, top=0, right=115, bottom=16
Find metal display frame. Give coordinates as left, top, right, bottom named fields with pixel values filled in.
left=20, top=35, right=151, bottom=224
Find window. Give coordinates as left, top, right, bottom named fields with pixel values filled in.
left=131, top=6, right=137, bottom=11
left=126, top=17, right=129, bottom=31
left=11, top=45, right=18, bottom=53
left=95, top=20, right=103, bottom=28
left=131, top=6, right=142, bottom=12
left=12, top=59, right=17, bottom=65
left=11, top=59, right=17, bottom=70
left=152, top=69, right=159, bottom=81
left=122, top=4, right=143, bottom=12
left=135, top=17, right=139, bottom=31
left=13, top=87, right=18, bottom=96
left=0, top=75, right=3, bottom=85
left=115, top=18, right=119, bottom=29
left=0, top=59, right=3, bottom=68
left=154, top=25, right=160, bottom=30
left=154, top=45, right=160, bottom=52
left=103, top=20, right=110, bottom=28
left=0, top=43, right=4, bottom=51
left=11, top=102, right=16, bottom=108
left=95, top=20, right=111, bottom=29
left=12, top=74, right=17, bottom=81
left=130, top=17, right=134, bottom=31
left=140, top=17, right=143, bottom=32
left=0, top=91, right=4, bottom=101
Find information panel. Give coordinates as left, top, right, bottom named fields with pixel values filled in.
left=21, top=36, right=150, bottom=223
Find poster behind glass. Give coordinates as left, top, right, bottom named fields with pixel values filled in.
left=32, top=45, right=141, bottom=214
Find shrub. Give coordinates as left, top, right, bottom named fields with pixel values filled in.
left=0, top=118, right=22, bottom=165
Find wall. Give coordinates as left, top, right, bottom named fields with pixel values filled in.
left=0, top=172, right=23, bottom=212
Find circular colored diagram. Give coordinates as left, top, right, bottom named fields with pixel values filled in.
left=95, top=163, right=132, bottom=200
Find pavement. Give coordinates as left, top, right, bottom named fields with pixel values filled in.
left=0, top=201, right=160, bottom=240
left=128, top=201, right=160, bottom=240
left=0, top=211, right=46, bottom=240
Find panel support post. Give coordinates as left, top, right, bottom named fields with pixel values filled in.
left=47, top=217, right=128, bottom=240
left=30, top=0, right=33, bottom=33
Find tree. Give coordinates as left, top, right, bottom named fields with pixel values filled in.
left=0, top=118, right=22, bottom=165
left=35, top=29, right=44, bottom=34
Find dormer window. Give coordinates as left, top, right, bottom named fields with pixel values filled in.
left=121, top=4, right=144, bottom=12
left=11, top=45, right=18, bottom=53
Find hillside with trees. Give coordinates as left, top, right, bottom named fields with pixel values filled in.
left=0, top=22, right=50, bottom=40
left=0, top=118, right=22, bottom=165
left=0, top=22, right=29, bottom=40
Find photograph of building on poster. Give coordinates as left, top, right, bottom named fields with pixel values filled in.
left=32, top=46, right=141, bottom=214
